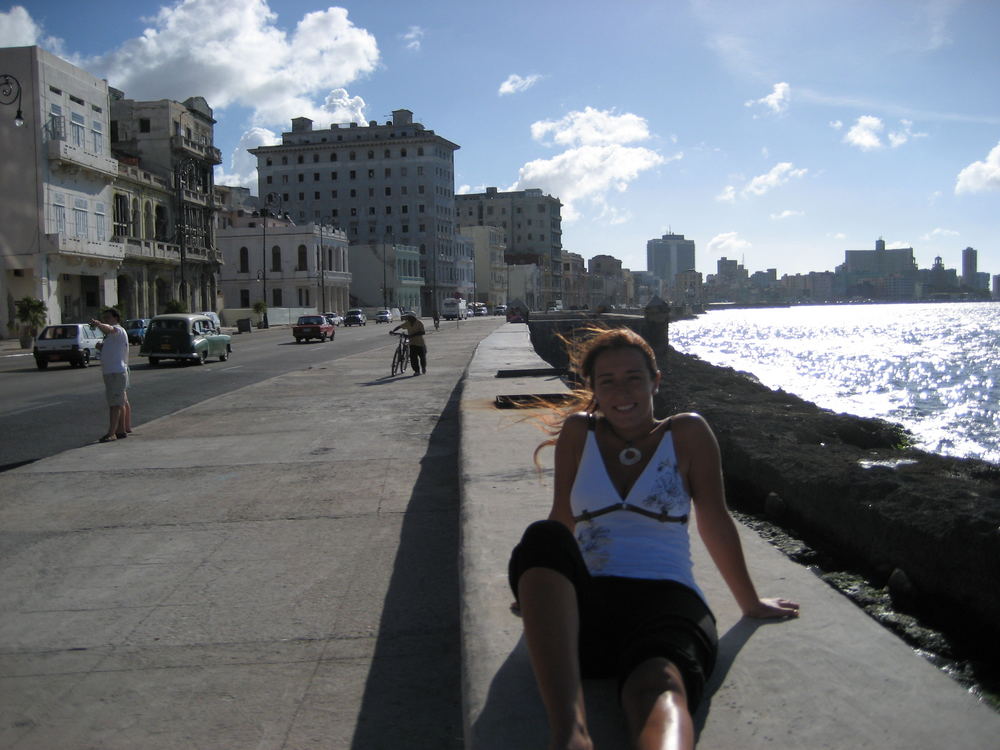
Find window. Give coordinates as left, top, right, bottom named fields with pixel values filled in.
left=418, top=185, right=425, bottom=194
left=418, top=204, right=425, bottom=213
left=368, top=206, right=375, bottom=215
left=331, top=190, right=338, bottom=198
left=91, top=121, right=103, bottom=154
left=314, top=191, right=320, bottom=199
left=368, top=188, right=375, bottom=198
left=298, top=288, right=310, bottom=306
left=113, top=194, right=129, bottom=237
left=297, top=245, right=308, bottom=271
left=349, top=151, right=356, bottom=160
left=385, top=187, right=392, bottom=196
left=239, top=247, right=249, bottom=273
left=52, top=193, right=66, bottom=235
left=240, top=289, right=250, bottom=307
left=367, top=150, right=374, bottom=159
left=139, top=118, right=151, bottom=133
left=266, top=176, right=273, bottom=184
left=297, top=155, right=304, bottom=164
left=350, top=208, right=358, bottom=216
left=271, top=246, right=282, bottom=272
left=401, top=148, right=407, bottom=157
left=73, top=198, right=88, bottom=238
left=70, top=113, right=85, bottom=147
left=313, top=173, right=320, bottom=181
left=272, top=288, right=283, bottom=306
left=282, top=175, right=288, bottom=184
left=281, top=156, right=288, bottom=165
left=401, top=205, right=408, bottom=213
left=313, top=154, right=319, bottom=163
left=349, top=170, right=356, bottom=179
left=95, top=202, right=106, bottom=241
left=368, top=169, right=375, bottom=178
left=298, top=192, right=304, bottom=200
left=385, top=206, right=392, bottom=214
left=330, top=153, right=337, bottom=162
left=349, top=189, right=357, bottom=198
left=417, top=147, right=424, bottom=156
left=266, top=158, right=272, bottom=166
left=298, top=174, right=304, bottom=182
left=384, top=168, right=391, bottom=177
left=384, top=149, right=391, bottom=158
left=331, top=171, right=338, bottom=180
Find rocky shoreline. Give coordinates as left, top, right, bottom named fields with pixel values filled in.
left=527, top=317, right=1000, bottom=701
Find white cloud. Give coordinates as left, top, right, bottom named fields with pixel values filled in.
left=214, top=126, right=279, bottom=189
left=829, top=120, right=844, bottom=130
left=498, top=73, right=542, bottom=96
left=955, top=141, right=1000, bottom=194
left=888, top=119, right=928, bottom=148
left=920, top=227, right=959, bottom=241
left=742, top=162, right=807, bottom=197
left=401, top=25, right=424, bottom=52
left=512, top=108, right=672, bottom=222
left=844, top=115, right=885, bottom=150
left=79, top=1, right=378, bottom=129
left=707, top=232, right=752, bottom=258
left=770, top=209, right=804, bottom=220
left=530, top=107, right=653, bottom=147
left=0, top=5, right=71, bottom=56
left=830, top=232, right=847, bottom=240
left=745, top=82, right=790, bottom=116
left=715, top=185, right=737, bottom=203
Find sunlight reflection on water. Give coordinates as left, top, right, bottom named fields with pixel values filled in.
left=670, top=302, right=1000, bottom=464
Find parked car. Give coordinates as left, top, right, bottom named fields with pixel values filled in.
left=374, top=309, right=393, bottom=324
left=293, top=315, right=335, bottom=343
left=198, top=311, right=222, bottom=332
left=494, top=304, right=508, bottom=316
left=473, top=304, right=488, bottom=317
left=323, top=312, right=343, bottom=327
left=140, top=313, right=232, bottom=365
left=124, top=318, right=151, bottom=344
left=33, top=323, right=104, bottom=369
left=344, top=308, right=367, bottom=326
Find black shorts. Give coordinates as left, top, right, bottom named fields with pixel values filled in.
left=508, top=519, right=718, bottom=709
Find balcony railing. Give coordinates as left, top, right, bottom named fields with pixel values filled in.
left=170, top=135, right=223, bottom=165
left=47, top=138, right=119, bottom=179
left=47, top=232, right=125, bottom=261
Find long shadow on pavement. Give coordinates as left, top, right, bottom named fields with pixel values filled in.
left=350, top=380, right=465, bottom=750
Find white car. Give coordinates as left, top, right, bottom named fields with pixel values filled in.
left=375, top=309, right=393, bottom=324
left=33, top=323, right=104, bottom=369
left=198, top=311, right=222, bottom=332
left=323, top=312, right=343, bottom=327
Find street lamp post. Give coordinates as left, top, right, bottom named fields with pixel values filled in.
left=0, top=74, right=25, bottom=127
left=260, top=192, right=282, bottom=328
left=319, top=215, right=336, bottom=314
left=174, top=158, right=198, bottom=311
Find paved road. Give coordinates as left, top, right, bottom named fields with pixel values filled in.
left=0, top=321, right=408, bottom=471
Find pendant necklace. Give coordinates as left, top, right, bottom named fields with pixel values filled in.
left=603, top=419, right=661, bottom=467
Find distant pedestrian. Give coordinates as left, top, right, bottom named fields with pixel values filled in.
left=90, top=308, right=132, bottom=442
left=390, top=312, right=427, bottom=375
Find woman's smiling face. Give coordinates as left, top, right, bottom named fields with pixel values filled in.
left=590, top=346, right=661, bottom=427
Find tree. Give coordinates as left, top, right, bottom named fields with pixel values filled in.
left=163, top=299, right=187, bottom=314
left=252, top=300, right=267, bottom=325
left=14, top=296, right=48, bottom=348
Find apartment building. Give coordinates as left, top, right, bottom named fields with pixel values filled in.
left=1, top=46, right=121, bottom=330
left=110, top=89, right=223, bottom=315
left=249, top=110, right=460, bottom=314
left=455, top=187, right=563, bottom=309
left=561, top=251, right=587, bottom=309
left=216, top=213, right=351, bottom=317
left=458, top=224, right=507, bottom=308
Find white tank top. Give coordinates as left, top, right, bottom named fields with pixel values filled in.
left=570, top=423, right=704, bottom=601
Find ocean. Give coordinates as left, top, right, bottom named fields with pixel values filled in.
left=669, top=301, right=1000, bottom=465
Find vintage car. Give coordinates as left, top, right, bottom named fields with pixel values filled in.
left=323, top=312, right=343, bottom=327
left=33, top=323, right=104, bottom=369
left=374, top=309, right=393, bottom=324
left=140, top=313, right=232, bottom=365
left=293, top=315, right=335, bottom=343
left=343, top=308, right=367, bottom=326
left=124, top=318, right=151, bottom=344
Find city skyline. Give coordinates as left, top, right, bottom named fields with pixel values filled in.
left=3, top=0, right=997, bottom=279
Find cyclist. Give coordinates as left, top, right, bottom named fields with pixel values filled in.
left=390, top=312, right=428, bottom=375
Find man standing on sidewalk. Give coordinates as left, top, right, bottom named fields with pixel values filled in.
left=90, top=308, right=132, bottom=442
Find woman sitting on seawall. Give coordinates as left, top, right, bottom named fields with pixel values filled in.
left=508, top=326, right=799, bottom=750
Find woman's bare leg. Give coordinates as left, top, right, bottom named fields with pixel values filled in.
left=621, top=658, right=693, bottom=750
left=517, top=567, right=593, bottom=750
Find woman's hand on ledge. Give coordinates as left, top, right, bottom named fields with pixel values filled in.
left=745, top=597, right=800, bottom=619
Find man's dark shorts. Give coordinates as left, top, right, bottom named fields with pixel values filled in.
left=509, top=519, right=718, bottom=709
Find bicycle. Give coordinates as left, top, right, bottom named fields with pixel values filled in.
left=390, top=331, right=410, bottom=376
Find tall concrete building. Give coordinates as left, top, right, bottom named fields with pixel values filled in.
left=962, top=246, right=977, bottom=287
left=1, top=46, right=122, bottom=331
left=109, top=89, right=223, bottom=314
left=646, top=233, right=696, bottom=296
left=455, top=187, right=563, bottom=308
left=249, top=110, right=459, bottom=314
left=458, top=224, right=507, bottom=308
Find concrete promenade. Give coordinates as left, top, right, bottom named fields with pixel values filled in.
left=2, top=322, right=999, bottom=748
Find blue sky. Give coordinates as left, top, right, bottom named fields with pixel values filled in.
left=4, top=0, right=999, bottom=279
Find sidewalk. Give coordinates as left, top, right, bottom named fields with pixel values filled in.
left=459, top=325, right=1000, bottom=748
left=0, top=319, right=502, bottom=749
